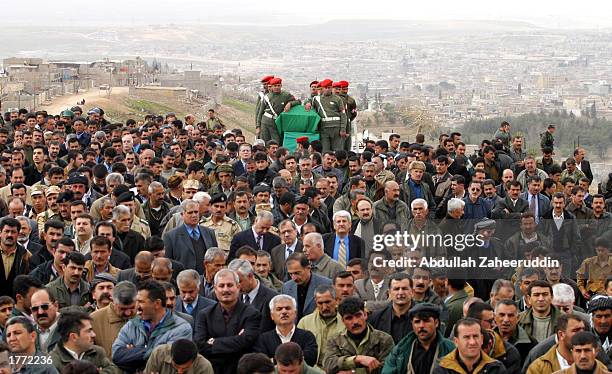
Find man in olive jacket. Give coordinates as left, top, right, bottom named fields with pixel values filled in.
left=323, top=297, right=394, bottom=374
left=49, top=310, right=120, bottom=374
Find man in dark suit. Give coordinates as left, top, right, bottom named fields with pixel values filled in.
left=194, top=269, right=261, bottom=374
left=229, top=210, right=280, bottom=261
left=540, top=192, right=582, bottom=277
left=233, top=143, right=252, bottom=177
left=116, top=251, right=154, bottom=285
left=323, top=210, right=364, bottom=267
left=520, top=175, right=552, bottom=224
left=228, top=259, right=278, bottom=332
left=175, top=269, right=217, bottom=325
left=270, top=220, right=302, bottom=282
left=491, top=180, right=529, bottom=240
left=0, top=217, right=31, bottom=297
left=164, top=199, right=218, bottom=274
left=253, top=294, right=318, bottom=366
left=368, top=273, right=414, bottom=344
left=281, top=253, right=331, bottom=320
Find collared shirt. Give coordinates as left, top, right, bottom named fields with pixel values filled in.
left=64, top=280, right=82, bottom=306
left=285, top=240, right=298, bottom=259
left=63, top=345, right=85, bottom=360
left=556, top=348, right=571, bottom=370
left=553, top=211, right=564, bottom=230
left=332, top=235, right=349, bottom=264
left=185, top=296, right=199, bottom=314
left=527, top=194, right=539, bottom=220
left=184, top=224, right=201, bottom=240
left=143, top=311, right=169, bottom=336
left=252, top=227, right=263, bottom=249
left=1, top=249, right=15, bottom=279
left=244, top=280, right=260, bottom=304
left=371, top=278, right=384, bottom=299
left=291, top=218, right=304, bottom=235
left=577, top=256, right=612, bottom=293
left=276, top=325, right=296, bottom=344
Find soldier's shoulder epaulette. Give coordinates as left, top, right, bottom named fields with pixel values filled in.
left=139, top=218, right=149, bottom=225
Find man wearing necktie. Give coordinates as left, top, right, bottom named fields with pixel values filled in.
left=323, top=210, right=365, bottom=266
left=521, top=175, right=551, bottom=225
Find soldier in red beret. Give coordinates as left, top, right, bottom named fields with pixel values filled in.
left=255, top=75, right=275, bottom=131
left=337, top=80, right=357, bottom=151
left=256, top=77, right=300, bottom=143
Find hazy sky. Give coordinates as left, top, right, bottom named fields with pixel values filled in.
left=8, top=0, right=612, bottom=28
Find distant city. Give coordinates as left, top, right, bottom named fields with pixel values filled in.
left=1, top=21, right=612, bottom=128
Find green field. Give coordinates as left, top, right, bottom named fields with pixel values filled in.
left=224, top=97, right=255, bottom=113
left=124, top=98, right=176, bottom=116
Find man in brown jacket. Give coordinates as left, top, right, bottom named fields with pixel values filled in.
left=553, top=331, right=611, bottom=374
left=91, top=280, right=137, bottom=357
left=145, top=340, right=213, bottom=374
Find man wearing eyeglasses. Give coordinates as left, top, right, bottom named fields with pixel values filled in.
left=30, top=289, right=60, bottom=353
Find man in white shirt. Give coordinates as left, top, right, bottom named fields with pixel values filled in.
left=30, top=289, right=60, bottom=353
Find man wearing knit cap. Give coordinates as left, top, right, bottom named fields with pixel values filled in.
left=256, top=75, right=275, bottom=130
left=305, top=79, right=347, bottom=153
left=588, top=296, right=612, bottom=356
left=256, top=77, right=300, bottom=143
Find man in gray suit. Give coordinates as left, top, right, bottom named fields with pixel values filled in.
left=164, top=199, right=218, bottom=274
left=175, top=269, right=216, bottom=325
left=355, top=251, right=393, bottom=313
left=281, top=253, right=331, bottom=320
left=270, top=220, right=302, bottom=282
left=520, top=175, right=551, bottom=224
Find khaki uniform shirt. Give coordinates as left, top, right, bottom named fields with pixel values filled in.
left=201, top=216, right=241, bottom=253
left=577, top=256, right=612, bottom=293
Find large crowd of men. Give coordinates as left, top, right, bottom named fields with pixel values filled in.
left=0, top=75, right=609, bottom=374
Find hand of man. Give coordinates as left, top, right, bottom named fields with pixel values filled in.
left=340, top=130, right=348, bottom=138
left=284, top=103, right=292, bottom=112
left=355, top=355, right=380, bottom=371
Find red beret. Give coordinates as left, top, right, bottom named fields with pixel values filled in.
left=296, top=136, right=309, bottom=143
left=339, top=80, right=349, bottom=88
left=319, top=79, right=333, bottom=88
left=261, top=75, right=274, bottom=83
left=332, top=81, right=342, bottom=88
left=310, top=80, right=319, bottom=87
left=268, top=78, right=282, bottom=85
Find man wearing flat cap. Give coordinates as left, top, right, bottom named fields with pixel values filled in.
left=116, top=190, right=151, bottom=240
left=256, top=77, right=300, bottom=143
left=381, top=303, right=455, bottom=374
left=202, top=193, right=241, bottom=254
left=208, top=164, right=235, bottom=197
left=90, top=272, right=116, bottom=311
left=305, top=79, right=347, bottom=153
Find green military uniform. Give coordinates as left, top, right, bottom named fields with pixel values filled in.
left=540, top=130, right=555, bottom=150
left=257, top=88, right=300, bottom=143
left=201, top=215, right=241, bottom=254
left=493, top=129, right=511, bottom=149
left=338, top=92, right=357, bottom=151
left=205, top=117, right=223, bottom=130
left=131, top=217, right=151, bottom=239
left=322, top=325, right=394, bottom=374
left=37, top=209, right=61, bottom=236
left=313, top=89, right=347, bottom=153
left=255, top=90, right=268, bottom=131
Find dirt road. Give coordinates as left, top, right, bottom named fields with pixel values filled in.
left=43, top=87, right=128, bottom=115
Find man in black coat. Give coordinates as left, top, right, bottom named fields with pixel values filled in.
left=368, top=273, right=413, bottom=344
left=194, top=269, right=261, bottom=374
left=491, top=180, right=529, bottom=240
left=229, top=210, right=280, bottom=260
left=253, top=294, right=318, bottom=366
left=228, top=259, right=278, bottom=332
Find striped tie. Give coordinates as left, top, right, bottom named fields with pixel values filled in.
left=338, top=239, right=347, bottom=268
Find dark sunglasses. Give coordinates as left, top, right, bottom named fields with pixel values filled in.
left=31, top=304, right=50, bottom=313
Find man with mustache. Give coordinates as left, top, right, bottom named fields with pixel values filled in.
left=323, top=297, right=394, bottom=374
left=194, top=269, right=261, bottom=374
left=253, top=295, right=318, bottom=366
left=434, top=318, right=506, bottom=374
left=30, top=288, right=60, bottom=353
left=297, top=285, right=346, bottom=369
left=112, top=280, right=192, bottom=373
left=381, top=303, right=455, bottom=374
left=90, top=273, right=116, bottom=311
left=518, top=280, right=563, bottom=344
left=31, top=237, right=75, bottom=285
left=369, top=273, right=415, bottom=344
left=493, top=299, right=537, bottom=363
left=46, top=252, right=92, bottom=310
left=588, top=296, right=612, bottom=360
left=30, top=220, right=65, bottom=269
left=411, top=266, right=445, bottom=306
left=5, top=317, right=55, bottom=374
left=557, top=331, right=610, bottom=374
